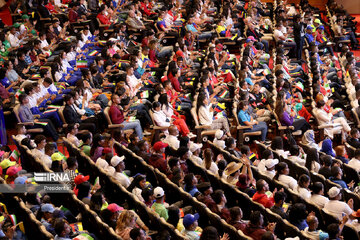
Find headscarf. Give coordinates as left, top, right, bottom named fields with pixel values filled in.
left=302, top=130, right=320, bottom=151
left=321, top=139, right=335, bottom=157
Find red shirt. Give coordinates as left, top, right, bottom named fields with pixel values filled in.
left=252, top=192, right=274, bottom=208
left=148, top=153, right=168, bottom=173
left=140, top=2, right=155, bottom=16
left=169, top=75, right=182, bottom=92
left=68, top=9, right=79, bottom=23
left=45, top=2, right=57, bottom=13
left=109, top=105, right=124, bottom=124
left=97, top=13, right=111, bottom=25
left=149, top=49, right=157, bottom=63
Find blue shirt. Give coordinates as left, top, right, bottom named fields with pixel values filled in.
left=238, top=110, right=251, bottom=126
left=0, top=77, right=13, bottom=92
left=186, top=24, right=198, bottom=33
left=329, top=177, right=348, bottom=189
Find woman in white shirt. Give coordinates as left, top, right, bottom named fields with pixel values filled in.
left=296, top=174, right=311, bottom=199
left=270, top=136, right=289, bottom=158
left=158, top=94, right=195, bottom=138
left=309, top=182, right=329, bottom=208
left=305, top=148, right=321, bottom=173
left=313, top=100, right=350, bottom=139
left=152, top=101, right=191, bottom=137
left=202, top=148, right=219, bottom=175
left=274, top=162, right=298, bottom=191
left=196, top=93, right=230, bottom=136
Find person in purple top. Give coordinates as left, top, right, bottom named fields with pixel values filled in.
left=275, top=100, right=310, bottom=133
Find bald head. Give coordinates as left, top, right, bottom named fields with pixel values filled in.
left=307, top=215, right=318, bottom=231
left=169, top=125, right=179, bottom=136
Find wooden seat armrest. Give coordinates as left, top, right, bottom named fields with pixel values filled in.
left=237, top=125, right=252, bottom=130
left=195, top=125, right=211, bottom=129
left=318, top=124, right=335, bottom=129
left=279, top=126, right=295, bottom=130
left=108, top=124, right=124, bottom=129
left=153, top=126, right=169, bottom=130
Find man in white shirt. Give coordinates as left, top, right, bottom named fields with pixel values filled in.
left=163, top=126, right=180, bottom=150
left=348, top=150, right=360, bottom=173
left=261, top=159, right=278, bottom=179
left=110, top=155, right=131, bottom=188
left=7, top=26, right=23, bottom=48
left=213, top=130, right=225, bottom=149
left=309, top=182, right=329, bottom=209
left=323, top=187, right=354, bottom=220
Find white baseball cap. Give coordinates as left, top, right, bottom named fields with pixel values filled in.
left=110, top=156, right=125, bottom=167
left=265, top=159, right=279, bottom=169
left=328, top=187, right=340, bottom=198
left=215, top=130, right=224, bottom=139
left=153, top=186, right=165, bottom=198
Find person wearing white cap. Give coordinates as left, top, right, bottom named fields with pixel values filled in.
left=189, top=142, right=203, bottom=166
left=151, top=186, right=168, bottom=220
left=213, top=130, right=226, bottom=149
left=110, top=155, right=131, bottom=188
left=323, top=187, right=354, bottom=220
left=261, top=159, right=278, bottom=179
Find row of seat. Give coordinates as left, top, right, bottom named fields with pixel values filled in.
left=112, top=141, right=252, bottom=240
left=0, top=177, right=54, bottom=240
left=12, top=137, right=122, bottom=240
left=62, top=138, right=185, bottom=239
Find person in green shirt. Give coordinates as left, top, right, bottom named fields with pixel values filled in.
left=80, top=131, right=92, bottom=156
left=151, top=186, right=168, bottom=220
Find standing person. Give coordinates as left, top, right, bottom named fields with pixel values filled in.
left=293, top=14, right=306, bottom=60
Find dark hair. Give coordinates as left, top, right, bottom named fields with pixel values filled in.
left=127, top=174, right=146, bottom=192
left=320, top=155, right=332, bottom=167
left=240, top=145, right=250, bottom=155
left=256, top=179, right=266, bottom=192
left=305, top=148, right=319, bottom=170
left=271, top=136, right=283, bottom=150
left=21, top=138, right=34, bottom=150
left=288, top=203, right=307, bottom=224
left=262, top=150, right=273, bottom=160
left=34, top=135, right=46, bottom=145
left=290, top=145, right=300, bottom=156
left=199, top=226, right=219, bottom=240
left=77, top=181, right=91, bottom=200
left=66, top=157, right=78, bottom=169
left=90, top=191, right=104, bottom=214
left=249, top=211, right=263, bottom=226
left=229, top=206, right=242, bottom=221
left=184, top=173, right=195, bottom=192
left=212, top=189, right=224, bottom=204
left=274, top=191, right=287, bottom=203
left=274, top=162, right=288, bottom=180
left=130, top=228, right=142, bottom=240
left=90, top=134, right=104, bottom=157
left=327, top=223, right=340, bottom=238
left=331, top=166, right=341, bottom=177
left=167, top=206, right=180, bottom=227
left=54, top=218, right=67, bottom=235
left=311, top=182, right=324, bottom=194
left=298, top=174, right=310, bottom=188
left=45, top=143, right=56, bottom=153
